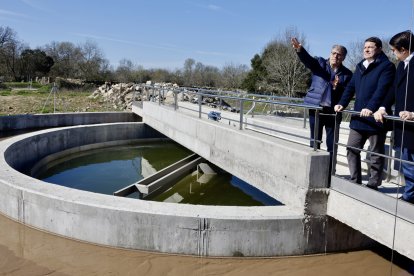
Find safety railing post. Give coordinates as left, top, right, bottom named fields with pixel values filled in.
left=386, top=131, right=394, bottom=182
left=303, top=108, right=307, bottom=128
left=198, top=92, right=202, bottom=119
left=174, top=90, right=178, bottom=110
left=239, top=99, right=244, bottom=130
left=313, top=109, right=319, bottom=151
left=331, top=113, right=339, bottom=176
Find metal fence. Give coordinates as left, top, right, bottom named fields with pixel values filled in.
left=135, top=84, right=414, bottom=186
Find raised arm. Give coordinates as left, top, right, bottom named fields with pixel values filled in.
left=291, top=37, right=323, bottom=73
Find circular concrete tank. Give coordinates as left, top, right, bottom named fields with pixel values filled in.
left=0, top=120, right=370, bottom=257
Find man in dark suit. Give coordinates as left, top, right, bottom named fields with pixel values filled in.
left=374, top=30, right=414, bottom=203
left=334, top=37, right=396, bottom=189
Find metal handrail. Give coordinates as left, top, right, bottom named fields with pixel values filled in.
left=332, top=109, right=414, bottom=183
left=141, top=84, right=322, bottom=149
left=139, top=85, right=414, bottom=185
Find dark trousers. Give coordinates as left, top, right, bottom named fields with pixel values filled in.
left=402, top=148, right=414, bottom=201
left=309, top=108, right=341, bottom=174
left=346, top=128, right=386, bottom=187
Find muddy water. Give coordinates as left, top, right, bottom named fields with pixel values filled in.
left=0, top=214, right=411, bottom=276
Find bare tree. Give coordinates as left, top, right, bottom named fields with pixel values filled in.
left=221, top=63, right=249, bottom=89
left=114, top=59, right=137, bottom=83
left=0, top=40, right=27, bottom=81
left=345, top=41, right=363, bottom=71
left=0, top=26, right=16, bottom=47
left=346, top=37, right=397, bottom=70
left=183, top=58, right=195, bottom=86
left=260, top=26, right=309, bottom=97
left=0, top=26, right=21, bottom=80
left=43, top=41, right=83, bottom=78
left=78, top=40, right=107, bottom=81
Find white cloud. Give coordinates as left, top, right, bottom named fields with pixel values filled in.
left=21, top=0, right=55, bottom=13
left=73, top=32, right=186, bottom=53
left=195, top=50, right=227, bottom=56
left=0, top=9, right=27, bottom=18
left=207, top=4, right=221, bottom=11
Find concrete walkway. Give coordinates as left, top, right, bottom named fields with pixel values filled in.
left=172, top=101, right=404, bottom=200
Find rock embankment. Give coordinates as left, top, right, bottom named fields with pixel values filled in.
left=89, top=82, right=236, bottom=111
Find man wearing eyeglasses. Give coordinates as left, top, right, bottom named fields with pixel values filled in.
left=291, top=38, right=353, bottom=174
left=374, top=30, right=414, bottom=203
left=334, top=37, right=396, bottom=190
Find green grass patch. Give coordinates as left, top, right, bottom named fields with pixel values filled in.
left=5, top=82, right=43, bottom=89
left=36, top=84, right=53, bottom=93
left=0, top=91, right=11, bottom=96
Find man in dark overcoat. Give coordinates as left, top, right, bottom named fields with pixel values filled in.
left=374, top=30, right=414, bottom=202
left=335, top=37, right=396, bottom=189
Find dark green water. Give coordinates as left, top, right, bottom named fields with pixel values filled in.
left=36, top=141, right=280, bottom=206
left=36, top=141, right=191, bottom=195
left=146, top=173, right=281, bottom=206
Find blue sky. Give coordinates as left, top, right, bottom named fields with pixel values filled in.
left=0, top=0, right=413, bottom=70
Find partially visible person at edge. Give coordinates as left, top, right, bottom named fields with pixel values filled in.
left=291, top=38, right=353, bottom=174
left=374, top=30, right=414, bottom=203
left=334, top=37, right=396, bottom=190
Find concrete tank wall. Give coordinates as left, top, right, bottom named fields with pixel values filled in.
left=0, top=123, right=371, bottom=257
left=0, top=112, right=140, bottom=131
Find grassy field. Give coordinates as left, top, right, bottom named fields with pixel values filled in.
left=0, top=82, right=120, bottom=115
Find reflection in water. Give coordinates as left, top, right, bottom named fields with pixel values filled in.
left=0, top=213, right=412, bottom=276
left=36, top=142, right=192, bottom=195
left=35, top=143, right=281, bottom=206
left=147, top=172, right=282, bottom=206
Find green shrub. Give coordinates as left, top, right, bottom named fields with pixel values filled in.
left=4, top=82, right=42, bottom=88
left=55, top=79, right=97, bottom=92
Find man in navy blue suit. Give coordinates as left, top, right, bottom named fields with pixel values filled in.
left=374, top=30, right=414, bottom=203
left=335, top=37, right=395, bottom=190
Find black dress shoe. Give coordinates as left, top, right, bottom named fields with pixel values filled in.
left=399, top=196, right=414, bottom=204
left=363, top=184, right=378, bottom=191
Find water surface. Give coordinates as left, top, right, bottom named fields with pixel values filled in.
left=0, top=213, right=411, bottom=275
left=36, top=143, right=280, bottom=206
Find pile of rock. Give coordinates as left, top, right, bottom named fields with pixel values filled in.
left=89, top=81, right=180, bottom=110
left=89, top=81, right=236, bottom=111
left=89, top=82, right=134, bottom=110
